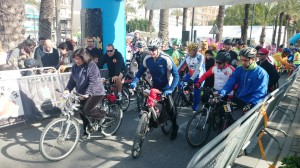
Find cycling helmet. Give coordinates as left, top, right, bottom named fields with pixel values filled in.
left=136, top=40, right=146, bottom=48
left=237, top=39, right=245, bottom=45
left=223, top=39, right=232, bottom=45
left=216, top=52, right=231, bottom=63
left=282, top=48, right=291, bottom=54
left=147, top=38, right=162, bottom=49
left=172, top=39, right=181, bottom=46
left=239, top=47, right=257, bottom=58
left=187, top=42, right=199, bottom=52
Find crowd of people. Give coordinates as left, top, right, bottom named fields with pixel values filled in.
left=0, top=30, right=297, bottom=141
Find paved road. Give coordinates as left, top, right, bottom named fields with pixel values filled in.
left=0, top=97, right=203, bottom=168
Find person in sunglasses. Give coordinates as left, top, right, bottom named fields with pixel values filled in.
left=130, top=38, right=180, bottom=140
left=99, top=44, right=127, bottom=100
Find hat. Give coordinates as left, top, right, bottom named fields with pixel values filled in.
left=258, top=48, right=269, bottom=55
left=134, top=30, right=141, bottom=34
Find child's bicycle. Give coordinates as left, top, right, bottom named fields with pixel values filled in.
left=39, top=90, right=123, bottom=161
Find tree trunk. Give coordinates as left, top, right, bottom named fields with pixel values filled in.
left=39, top=0, right=54, bottom=40
left=277, top=12, right=284, bottom=48
left=182, top=8, right=188, bottom=31
left=272, top=14, right=278, bottom=46
left=55, top=0, right=61, bottom=45
left=259, top=26, right=266, bottom=46
left=176, top=16, right=179, bottom=26
left=144, top=7, right=148, bottom=19
left=158, top=9, right=169, bottom=49
left=283, top=15, right=289, bottom=47
left=242, top=4, right=250, bottom=42
left=148, top=10, right=153, bottom=33
left=0, top=0, right=25, bottom=51
left=216, top=5, right=225, bottom=42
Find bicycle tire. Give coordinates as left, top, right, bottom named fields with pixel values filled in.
left=173, top=91, right=183, bottom=112
left=101, top=103, right=123, bottom=136
left=121, top=88, right=130, bottom=112
left=132, top=112, right=149, bottom=159
left=136, top=91, right=144, bottom=111
left=39, top=117, right=80, bottom=161
left=185, top=110, right=211, bottom=148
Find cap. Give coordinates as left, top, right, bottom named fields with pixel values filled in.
left=258, top=48, right=269, bottom=55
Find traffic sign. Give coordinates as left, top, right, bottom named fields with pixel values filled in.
left=209, top=24, right=219, bottom=34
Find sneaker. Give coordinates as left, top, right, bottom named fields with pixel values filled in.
left=82, top=133, right=90, bottom=140
left=169, top=124, right=179, bottom=140
left=117, top=93, right=122, bottom=101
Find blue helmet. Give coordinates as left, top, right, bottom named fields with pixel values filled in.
left=282, top=48, right=291, bottom=54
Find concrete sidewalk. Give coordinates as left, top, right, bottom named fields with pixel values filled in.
left=234, top=81, right=300, bottom=168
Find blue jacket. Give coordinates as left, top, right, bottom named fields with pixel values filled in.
left=219, top=65, right=269, bottom=105
left=134, top=52, right=179, bottom=92
left=66, top=61, right=105, bottom=96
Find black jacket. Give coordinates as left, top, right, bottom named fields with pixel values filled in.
left=257, top=60, right=280, bottom=87
left=99, top=49, right=126, bottom=77
left=34, top=47, right=59, bottom=68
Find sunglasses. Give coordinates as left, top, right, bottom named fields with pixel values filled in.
left=148, top=48, right=157, bottom=52
left=107, top=50, right=114, bottom=53
left=257, top=53, right=266, bottom=56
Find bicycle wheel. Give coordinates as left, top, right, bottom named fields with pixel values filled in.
left=121, top=88, right=130, bottom=112
left=101, top=103, right=123, bottom=136
left=173, top=91, right=183, bottom=112
left=39, top=117, right=80, bottom=161
left=132, top=112, right=149, bottom=159
left=185, top=110, right=211, bottom=148
left=161, top=118, right=173, bottom=135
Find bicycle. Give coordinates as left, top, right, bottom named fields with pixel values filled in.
left=185, top=87, right=233, bottom=148
left=173, top=81, right=193, bottom=112
left=39, top=91, right=123, bottom=161
left=103, top=78, right=131, bottom=112
left=131, top=88, right=175, bottom=159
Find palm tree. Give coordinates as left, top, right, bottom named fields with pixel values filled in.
left=277, top=12, right=284, bottom=48
left=0, top=1, right=25, bottom=51
left=272, top=14, right=278, bottom=45
left=255, top=3, right=276, bottom=46
left=125, top=3, right=137, bottom=22
left=182, top=8, right=188, bottom=31
left=158, top=9, right=169, bottom=48
left=242, top=4, right=251, bottom=43
left=216, top=5, right=225, bottom=42
left=171, top=9, right=183, bottom=26
left=276, top=0, right=300, bottom=46
left=39, top=0, right=54, bottom=40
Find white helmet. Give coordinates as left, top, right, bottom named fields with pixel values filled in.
left=147, top=38, right=162, bottom=49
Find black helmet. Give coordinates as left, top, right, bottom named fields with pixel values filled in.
left=239, top=47, right=257, bottom=58
left=24, top=59, right=39, bottom=68
left=223, top=39, right=232, bottom=45
left=237, top=39, right=245, bottom=45
left=216, top=52, right=231, bottom=63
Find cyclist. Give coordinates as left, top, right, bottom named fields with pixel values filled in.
left=273, top=48, right=295, bottom=72
left=219, top=39, right=238, bottom=67
left=133, top=40, right=148, bottom=68
left=195, top=52, right=235, bottom=98
left=130, top=38, right=180, bottom=140
left=177, top=42, right=205, bottom=113
left=164, top=39, right=185, bottom=66
left=64, top=48, right=106, bottom=139
left=99, top=44, right=127, bottom=100
left=219, top=47, right=269, bottom=121
left=257, top=48, right=280, bottom=92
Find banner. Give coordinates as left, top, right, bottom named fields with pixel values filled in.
left=145, top=0, right=283, bottom=9
left=0, top=71, right=24, bottom=127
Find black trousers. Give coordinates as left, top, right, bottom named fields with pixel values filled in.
left=80, top=95, right=104, bottom=134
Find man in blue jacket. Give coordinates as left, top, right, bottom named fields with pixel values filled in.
left=130, top=38, right=180, bottom=140
left=219, top=47, right=269, bottom=120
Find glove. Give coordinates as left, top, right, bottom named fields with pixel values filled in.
left=163, top=90, right=173, bottom=96
left=188, top=79, right=194, bottom=86
left=130, top=82, right=137, bottom=89
left=194, top=82, right=201, bottom=88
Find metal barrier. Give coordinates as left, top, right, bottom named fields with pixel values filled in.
left=187, top=67, right=300, bottom=168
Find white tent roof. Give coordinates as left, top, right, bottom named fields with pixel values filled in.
left=146, top=0, right=284, bottom=9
